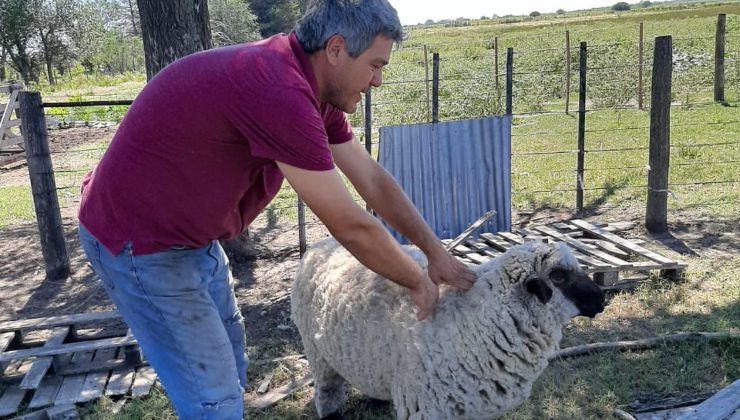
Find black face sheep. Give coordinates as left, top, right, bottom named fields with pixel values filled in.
left=291, top=239, right=606, bottom=419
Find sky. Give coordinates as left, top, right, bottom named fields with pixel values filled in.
left=391, top=0, right=626, bottom=25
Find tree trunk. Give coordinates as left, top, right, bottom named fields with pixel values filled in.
left=127, top=0, right=139, bottom=35
left=136, top=0, right=212, bottom=80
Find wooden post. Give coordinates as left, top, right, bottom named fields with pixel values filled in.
left=577, top=42, right=587, bottom=212
left=297, top=197, right=306, bottom=257
left=714, top=14, right=726, bottom=103
left=432, top=52, right=439, bottom=123
left=646, top=36, right=672, bottom=234
left=565, top=30, right=571, bottom=114
left=19, top=91, right=70, bottom=280
left=638, top=22, right=644, bottom=109
left=506, top=47, right=513, bottom=115
left=423, top=45, right=431, bottom=122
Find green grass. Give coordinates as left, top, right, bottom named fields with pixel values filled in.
left=0, top=186, right=34, bottom=228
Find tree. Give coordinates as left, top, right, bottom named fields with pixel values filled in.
left=136, top=0, right=212, bottom=80
left=557, top=9, right=566, bottom=15
left=424, top=19, right=435, bottom=25
left=32, top=0, right=79, bottom=85
left=612, top=2, right=631, bottom=11
left=0, top=0, right=39, bottom=85
left=249, top=0, right=300, bottom=37
left=638, top=1, right=652, bottom=7
left=209, top=0, right=260, bottom=47
left=529, top=11, right=541, bottom=17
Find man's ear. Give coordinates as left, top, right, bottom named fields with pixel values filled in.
left=324, top=35, right=346, bottom=65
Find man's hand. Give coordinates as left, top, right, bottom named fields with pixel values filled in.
left=409, top=273, right=439, bottom=321
left=427, top=251, right=476, bottom=290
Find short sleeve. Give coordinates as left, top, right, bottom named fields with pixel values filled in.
left=226, top=85, right=337, bottom=171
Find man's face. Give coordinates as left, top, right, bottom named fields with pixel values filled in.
left=326, top=35, right=393, bottom=114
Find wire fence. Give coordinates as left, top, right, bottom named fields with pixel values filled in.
left=7, top=12, right=737, bottom=256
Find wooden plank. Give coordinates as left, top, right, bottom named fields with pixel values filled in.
left=105, top=368, right=135, bottom=396
left=533, top=225, right=633, bottom=268
left=247, top=374, right=313, bottom=410
left=0, top=383, right=27, bottom=416
left=130, top=366, right=157, bottom=398
left=0, top=88, right=19, bottom=134
left=569, top=219, right=678, bottom=265
left=579, top=239, right=630, bottom=257
left=464, top=240, right=501, bottom=258
left=444, top=210, right=497, bottom=252
left=28, top=374, right=62, bottom=409
left=20, top=327, right=70, bottom=390
left=0, top=334, right=136, bottom=363
left=53, top=350, right=94, bottom=405
left=496, top=231, right=525, bottom=245
left=0, top=311, right=120, bottom=334
left=675, top=378, right=740, bottom=420
left=77, top=347, right=117, bottom=403
left=480, top=233, right=514, bottom=251
left=0, top=332, right=19, bottom=353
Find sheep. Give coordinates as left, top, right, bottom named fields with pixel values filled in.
left=291, top=238, right=606, bottom=419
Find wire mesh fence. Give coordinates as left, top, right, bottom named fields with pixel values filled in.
left=6, top=11, right=737, bottom=255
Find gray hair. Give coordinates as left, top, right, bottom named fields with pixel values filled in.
left=294, top=0, right=405, bottom=58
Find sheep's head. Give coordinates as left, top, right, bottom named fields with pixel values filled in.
left=492, top=241, right=605, bottom=319
left=523, top=242, right=605, bottom=318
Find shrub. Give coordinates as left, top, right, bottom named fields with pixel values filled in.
left=612, top=2, right=631, bottom=11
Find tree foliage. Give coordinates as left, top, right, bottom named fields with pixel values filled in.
left=530, top=11, right=541, bottom=17
left=249, top=0, right=300, bottom=37
left=612, top=2, right=631, bottom=11
left=0, top=0, right=39, bottom=84
left=209, top=0, right=261, bottom=46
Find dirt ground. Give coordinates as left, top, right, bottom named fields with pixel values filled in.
left=0, top=127, right=738, bottom=413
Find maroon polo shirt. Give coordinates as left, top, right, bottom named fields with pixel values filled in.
left=79, top=33, right=353, bottom=255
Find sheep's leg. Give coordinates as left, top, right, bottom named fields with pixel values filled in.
left=310, top=355, right=346, bottom=418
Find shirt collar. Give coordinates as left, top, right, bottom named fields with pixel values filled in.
left=289, top=32, right=320, bottom=101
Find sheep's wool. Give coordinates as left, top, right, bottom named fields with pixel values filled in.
left=292, top=239, right=582, bottom=419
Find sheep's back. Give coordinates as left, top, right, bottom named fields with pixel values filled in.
left=291, top=239, right=424, bottom=399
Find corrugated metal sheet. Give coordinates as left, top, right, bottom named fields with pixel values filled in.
left=378, top=116, right=511, bottom=243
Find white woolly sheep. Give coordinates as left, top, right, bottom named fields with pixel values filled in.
left=291, top=239, right=605, bottom=419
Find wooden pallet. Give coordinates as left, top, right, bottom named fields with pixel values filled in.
left=0, top=311, right=156, bottom=417
left=450, top=219, right=687, bottom=287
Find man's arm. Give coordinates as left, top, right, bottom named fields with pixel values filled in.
left=276, top=161, right=438, bottom=320
left=330, top=138, right=475, bottom=290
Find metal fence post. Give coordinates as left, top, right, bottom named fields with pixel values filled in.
left=506, top=48, right=513, bottom=115
left=714, top=14, right=726, bottom=103
left=297, top=197, right=306, bottom=256
left=577, top=42, right=587, bottom=212
left=638, top=22, right=645, bottom=109
left=423, top=45, right=431, bottom=122
left=646, top=36, right=673, bottom=234
left=19, top=91, right=70, bottom=279
left=432, top=52, right=440, bottom=123
left=565, top=30, right=571, bottom=114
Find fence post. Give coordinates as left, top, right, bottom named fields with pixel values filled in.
left=714, top=14, right=726, bottom=103
left=506, top=48, right=513, bottom=115
left=297, top=197, right=306, bottom=257
left=493, top=37, right=500, bottom=111
left=577, top=42, right=587, bottom=212
left=432, top=52, right=439, bottom=123
left=565, top=30, right=571, bottom=114
left=423, top=45, right=431, bottom=122
left=638, top=22, right=644, bottom=109
left=19, top=91, right=70, bottom=280
left=646, top=36, right=672, bottom=234
left=364, top=89, right=373, bottom=212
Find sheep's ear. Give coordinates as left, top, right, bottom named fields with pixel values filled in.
left=525, top=277, right=553, bottom=304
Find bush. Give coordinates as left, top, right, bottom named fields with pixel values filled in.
left=557, top=9, right=566, bottom=15
left=612, top=2, right=631, bottom=11
left=530, top=11, right=541, bottom=17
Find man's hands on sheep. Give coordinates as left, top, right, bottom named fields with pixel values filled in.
left=411, top=249, right=476, bottom=320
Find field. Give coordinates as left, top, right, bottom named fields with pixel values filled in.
left=0, top=2, right=738, bottom=419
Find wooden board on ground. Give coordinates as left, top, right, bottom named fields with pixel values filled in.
left=458, top=219, right=686, bottom=288
left=0, top=384, right=26, bottom=417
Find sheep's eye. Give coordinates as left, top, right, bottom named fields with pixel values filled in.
left=549, top=269, right=568, bottom=284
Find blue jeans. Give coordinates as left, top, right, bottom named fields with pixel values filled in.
left=79, top=224, right=248, bottom=419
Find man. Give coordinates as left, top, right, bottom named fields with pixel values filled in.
left=78, top=0, right=475, bottom=418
